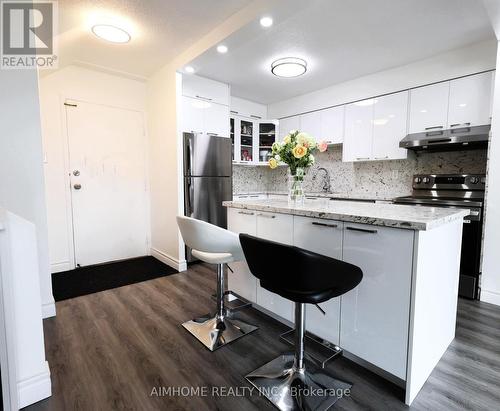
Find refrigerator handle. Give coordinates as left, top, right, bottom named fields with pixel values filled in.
left=185, top=133, right=194, bottom=176
left=186, top=177, right=194, bottom=217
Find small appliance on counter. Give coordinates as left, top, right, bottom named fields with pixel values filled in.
left=394, top=174, right=485, bottom=299
left=183, top=132, right=232, bottom=262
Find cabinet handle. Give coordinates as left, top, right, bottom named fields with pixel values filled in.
left=450, top=122, right=471, bottom=128
left=257, top=213, right=276, bottom=219
left=250, top=114, right=262, bottom=119
left=196, top=95, right=212, bottom=101
left=238, top=211, right=254, bottom=215
left=346, top=226, right=378, bottom=234
left=356, top=157, right=370, bottom=161
left=424, top=126, right=443, bottom=130
left=374, top=156, right=388, bottom=160
left=230, top=110, right=238, bottom=114
left=207, top=132, right=219, bottom=136
left=312, top=221, right=338, bottom=228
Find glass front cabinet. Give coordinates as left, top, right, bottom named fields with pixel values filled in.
left=231, top=116, right=279, bottom=165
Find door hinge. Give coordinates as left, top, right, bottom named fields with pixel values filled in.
left=64, top=102, right=77, bottom=107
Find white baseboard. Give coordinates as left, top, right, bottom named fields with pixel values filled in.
left=42, top=301, right=56, bottom=318
left=480, top=289, right=500, bottom=306
left=18, top=361, right=52, bottom=408
left=50, top=261, right=71, bottom=273
left=151, top=248, right=185, bottom=272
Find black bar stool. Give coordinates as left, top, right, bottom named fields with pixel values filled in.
left=239, top=233, right=363, bottom=411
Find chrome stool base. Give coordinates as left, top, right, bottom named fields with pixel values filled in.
left=246, top=354, right=351, bottom=411
left=182, top=314, right=258, bottom=351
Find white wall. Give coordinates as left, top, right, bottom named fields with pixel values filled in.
left=268, top=40, right=497, bottom=118
left=481, top=1, right=500, bottom=306
left=0, top=68, right=55, bottom=318
left=39, top=65, right=148, bottom=273
left=146, top=0, right=277, bottom=270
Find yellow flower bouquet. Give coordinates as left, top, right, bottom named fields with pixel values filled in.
left=269, top=130, right=327, bottom=204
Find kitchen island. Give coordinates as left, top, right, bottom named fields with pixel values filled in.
left=223, top=198, right=468, bottom=405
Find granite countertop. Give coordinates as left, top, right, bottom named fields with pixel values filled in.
left=223, top=198, right=469, bottom=231
left=233, top=191, right=395, bottom=202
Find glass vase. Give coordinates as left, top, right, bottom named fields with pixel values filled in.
left=288, top=167, right=305, bottom=206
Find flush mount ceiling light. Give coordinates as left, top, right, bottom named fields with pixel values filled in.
left=185, top=66, right=195, bottom=74
left=92, top=24, right=131, bottom=43
left=260, top=16, right=273, bottom=27
left=271, top=57, right=307, bottom=78
left=217, top=44, right=228, bottom=53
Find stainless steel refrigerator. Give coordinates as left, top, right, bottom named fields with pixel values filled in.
left=183, top=132, right=232, bottom=262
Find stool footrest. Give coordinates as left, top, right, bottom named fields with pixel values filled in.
left=280, top=329, right=343, bottom=369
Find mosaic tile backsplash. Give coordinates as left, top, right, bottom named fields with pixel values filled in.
left=233, top=147, right=488, bottom=199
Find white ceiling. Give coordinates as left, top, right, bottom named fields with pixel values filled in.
left=187, top=0, right=495, bottom=104
left=54, top=0, right=253, bottom=79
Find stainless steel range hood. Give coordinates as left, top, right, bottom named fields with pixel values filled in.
left=399, top=124, right=490, bottom=152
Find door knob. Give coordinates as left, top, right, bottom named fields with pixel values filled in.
left=73, top=183, right=82, bottom=190
left=73, top=170, right=80, bottom=176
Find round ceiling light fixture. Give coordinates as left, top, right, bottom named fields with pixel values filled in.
left=92, top=24, right=131, bottom=43
left=260, top=16, right=273, bottom=27
left=271, top=57, right=307, bottom=78
left=217, top=44, right=228, bottom=54
left=184, top=66, right=195, bottom=74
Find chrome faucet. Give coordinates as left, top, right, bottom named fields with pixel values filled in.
left=312, top=167, right=332, bottom=193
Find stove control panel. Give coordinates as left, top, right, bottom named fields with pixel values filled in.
left=412, top=174, right=486, bottom=191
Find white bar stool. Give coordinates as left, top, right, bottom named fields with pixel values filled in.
left=176, top=216, right=258, bottom=351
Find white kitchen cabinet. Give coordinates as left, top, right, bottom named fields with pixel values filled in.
left=279, top=116, right=301, bottom=140
left=293, top=216, right=343, bottom=345
left=181, top=96, right=229, bottom=136
left=300, top=111, right=322, bottom=139
left=320, top=106, right=344, bottom=145
left=230, top=96, right=267, bottom=119
left=255, top=211, right=294, bottom=321
left=227, top=208, right=257, bottom=302
left=342, top=100, right=374, bottom=162
left=182, top=74, right=230, bottom=106
left=181, top=96, right=204, bottom=133
left=448, top=71, right=493, bottom=128
left=341, top=223, right=413, bottom=379
left=372, top=91, right=409, bottom=161
left=408, top=82, right=450, bottom=134
left=204, top=102, right=230, bottom=137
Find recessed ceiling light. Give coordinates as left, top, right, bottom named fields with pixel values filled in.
left=92, top=24, right=131, bottom=43
left=420, top=109, right=428, bottom=113
left=459, top=103, right=467, bottom=107
left=260, top=16, right=273, bottom=27
left=217, top=44, right=228, bottom=54
left=185, top=66, right=195, bottom=74
left=271, top=57, right=307, bottom=78
left=354, top=98, right=378, bottom=107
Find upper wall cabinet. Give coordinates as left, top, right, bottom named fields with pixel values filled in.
left=182, top=74, right=230, bottom=106
left=408, top=82, right=449, bottom=134
left=409, top=72, right=494, bottom=134
left=230, top=96, right=267, bottom=119
left=181, top=96, right=229, bottom=137
left=343, top=100, right=374, bottom=162
left=447, top=71, right=494, bottom=128
left=343, top=92, right=409, bottom=162
left=282, top=106, right=344, bottom=145
left=372, top=91, right=409, bottom=160
left=279, top=116, right=301, bottom=140
left=320, top=106, right=344, bottom=145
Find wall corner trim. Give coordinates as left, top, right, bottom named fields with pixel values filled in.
left=18, top=361, right=52, bottom=408
left=42, top=301, right=56, bottom=319
left=480, top=289, right=500, bottom=306
left=151, top=248, right=186, bottom=272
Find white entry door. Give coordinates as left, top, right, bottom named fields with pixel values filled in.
left=65, top=100, right=148, bottom=267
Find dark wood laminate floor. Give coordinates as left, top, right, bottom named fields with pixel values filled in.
left=26, top=263, right=500, bottom=411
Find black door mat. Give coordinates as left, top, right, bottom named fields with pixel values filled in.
left=52, top=256, right=178, bottom=301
